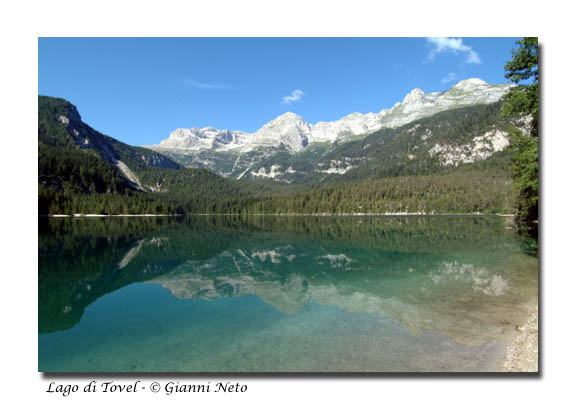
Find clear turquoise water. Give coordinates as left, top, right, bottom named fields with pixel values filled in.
left=38, top=216, right=538, bottom=372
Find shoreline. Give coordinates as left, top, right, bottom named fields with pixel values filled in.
left=42, top=212, right=517, bottom=218
left=501, top=304, right=539, bottom=372
left=42, top=214, right=179, bottom=218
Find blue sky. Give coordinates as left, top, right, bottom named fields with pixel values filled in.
left=39, top=37, right=521, bottom=146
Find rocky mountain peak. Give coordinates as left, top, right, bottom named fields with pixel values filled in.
left=402, top=88, right=425, bottom=104
left=253, top=112, right=311, bottom=153
left=451, top=78, right=488, bottom=90
left=149, top=78, right=512, bottom=157
left=277, top=111, right=303, bottom=119
left=266, top=112, right=307, bottom=126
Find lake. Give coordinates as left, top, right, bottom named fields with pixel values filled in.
left=38, top=215, right=538, bottom=372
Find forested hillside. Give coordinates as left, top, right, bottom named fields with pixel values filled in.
left=203, top=159, right=515, bottom=215
left=38, top=95, right=518, bottom=216
left=39, top=96, right=233, bottom=214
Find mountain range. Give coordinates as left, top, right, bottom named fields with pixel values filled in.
left=145, top=78, right=513, bottom=182
left=38, top=77, right=521, bottom=215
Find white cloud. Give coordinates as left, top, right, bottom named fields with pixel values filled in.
left=282, top=89, right=304, bottom=104
left=426, top=37, right=481, bottom=64
left=466, top=50, right=481, bottom=64
left=441, top=72, right=458, bottom=84
left=184, top=80, right=232, bottom=89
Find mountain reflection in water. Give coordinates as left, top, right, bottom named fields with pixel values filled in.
left=38, top=216, right=538, bottom=372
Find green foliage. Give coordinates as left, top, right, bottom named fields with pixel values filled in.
left=138, top=167, right=298, bottom=214
left=106, top=137, right=182, bottom=172
left=38, top=96, right=183, bottom=214
left=501, top=37, right=538, bottom=133
left=501, top=37, right=539, bottom=220
left=506, top=127, right=539, bottom=220
left=204, top=164, right=515, bottom=216
left=39, top=144, right=129, bottom=194
left=38, top=96, right=79, bottom=148
left=38, top=144, right=174, bottom=215
left=38, top=94, right=520, bottom=217
left=39, top=95, right=181, bottom=170
left=350, top=102, right=510, bottom=179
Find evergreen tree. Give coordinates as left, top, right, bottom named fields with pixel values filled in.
left=501, top=37, right=539, bottom=220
